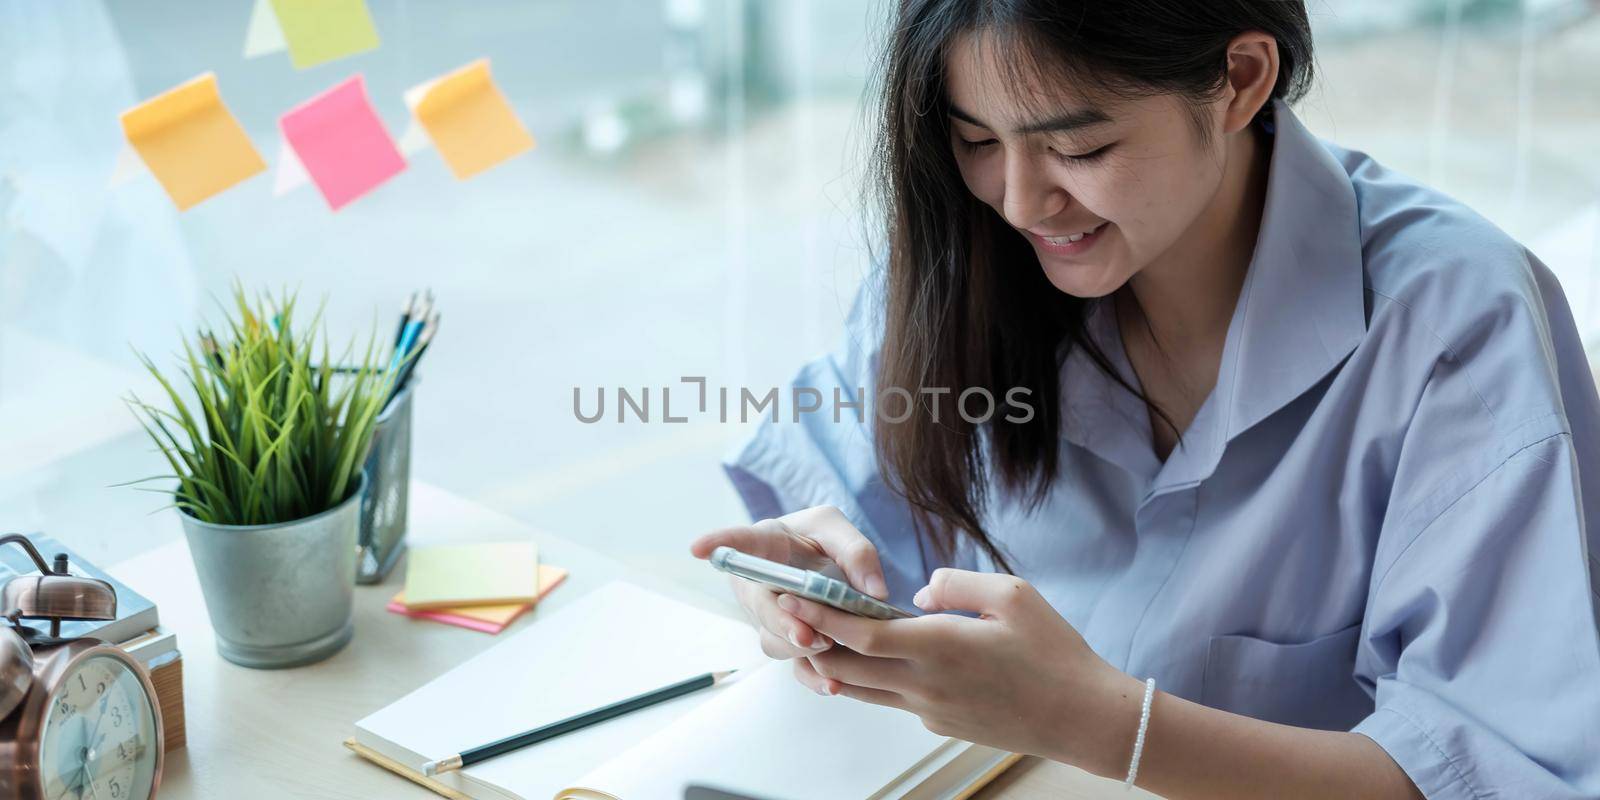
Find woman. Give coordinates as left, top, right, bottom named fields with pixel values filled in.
left=691, top=2, right=1600, bottom=798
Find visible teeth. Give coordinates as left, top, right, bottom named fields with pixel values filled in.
left=1044, top=225, right=1099, bottom=246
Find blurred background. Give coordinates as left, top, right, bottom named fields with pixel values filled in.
left=1, top=0, right=1597, bottom=595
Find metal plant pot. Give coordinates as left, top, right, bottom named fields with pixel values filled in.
left=178, top=474, right=365, bottom=669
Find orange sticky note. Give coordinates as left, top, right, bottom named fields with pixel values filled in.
left=411, top=59, right=534, bottom=179
left=120, top=74, right=266, bottom=210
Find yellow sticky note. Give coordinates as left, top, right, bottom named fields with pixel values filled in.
left=403, top=541, right=540, bottom=610
left=413, top=59, right=535, bottom=180
left=119, top=73, right=266, bottom=210
left=269, top=0, right=380, bottom=69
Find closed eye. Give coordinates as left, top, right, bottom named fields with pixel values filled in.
left=958, top=137, right=998, bottom=152
left=1054, top=143, right=1114, bottom=163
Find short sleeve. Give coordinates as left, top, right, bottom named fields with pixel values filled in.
left=722, top=276, right=941, bottom=606
left=1353, top=433, right=1600, bottom=799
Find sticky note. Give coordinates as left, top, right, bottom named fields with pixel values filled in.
left=279, top=75, right=405, bottom=210
left=387, top=565, right=568, bottom=634
left=242, top=0, right=287, bottom=58
left=411, top=59, right=535, bottom=179
left=269, top=0, right=379, bottom=69
left=119, top=73, right=266, bottom=210
left=403, top=541, right=540, bottom=610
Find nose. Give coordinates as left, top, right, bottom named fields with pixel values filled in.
left=1000, top=152, right=1068, bottom=230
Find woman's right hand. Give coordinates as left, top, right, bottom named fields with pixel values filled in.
left=690, top=505, right=889, bottom=660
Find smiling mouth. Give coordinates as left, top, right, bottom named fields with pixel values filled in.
left=1037, top=222, right=1108, bottom=245
left=1027, top=222, right=1110, bottom=255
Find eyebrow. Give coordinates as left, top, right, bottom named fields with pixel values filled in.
left=947, top=102, right=1112, bottom=135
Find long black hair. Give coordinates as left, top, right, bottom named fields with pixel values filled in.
left=870, top=0, right=1315, bottom=570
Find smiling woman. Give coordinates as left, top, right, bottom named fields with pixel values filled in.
left=695, top=1, right=1600, bottom=800
left=871, top=2, right=1318, bottom=562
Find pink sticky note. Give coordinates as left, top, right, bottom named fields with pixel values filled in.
left=279, top=75, right=405, bottom=210
left=385, top=599, right=523, bottom=634
left=385, top=567, right=568, bottom=634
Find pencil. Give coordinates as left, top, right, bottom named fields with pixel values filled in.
left=421, top=669, right=737, bottom=776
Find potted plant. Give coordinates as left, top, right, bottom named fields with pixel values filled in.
left=126, top=287, right=393, bottom=669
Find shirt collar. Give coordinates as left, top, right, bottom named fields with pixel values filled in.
left=1061, top=99, right=1367, bottom=496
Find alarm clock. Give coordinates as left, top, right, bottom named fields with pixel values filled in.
left=0, top=534, right=163, bottom=799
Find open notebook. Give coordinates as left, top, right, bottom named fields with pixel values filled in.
left=349, top=581, right=1018, bottom=800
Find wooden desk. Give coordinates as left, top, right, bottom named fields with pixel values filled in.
left=110, top=482, right=1148, bottom=799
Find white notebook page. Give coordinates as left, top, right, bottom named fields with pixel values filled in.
left=566, top=660, right=949, bottom=800
left=355, top=581, right=761, bottom=800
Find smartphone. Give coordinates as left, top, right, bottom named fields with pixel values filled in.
left=709, top=546, right=914, bottom=620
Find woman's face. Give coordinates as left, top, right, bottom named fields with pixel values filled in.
left=945, top=34, right=1231, bottom=298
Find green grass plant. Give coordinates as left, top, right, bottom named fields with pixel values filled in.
left=126, top=287, right=395, bottom=526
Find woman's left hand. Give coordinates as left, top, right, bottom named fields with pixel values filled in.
left=779, top=567, right=1144, bottom=776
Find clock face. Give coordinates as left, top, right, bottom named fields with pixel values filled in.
left=38, top=654, right=159, bottom=800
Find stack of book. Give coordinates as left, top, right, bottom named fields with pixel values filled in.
left=119, top=627, right=185, bottom=751
left=0, top=535, right=186, bottom=752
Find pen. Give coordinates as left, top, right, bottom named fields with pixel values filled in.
left=421, top=669, right=738, bottom=776
left=393, top=292, right=417, bottom=347
left=412, top=290, right=434, bottom=336
left=388, top=290, right=434, bottom=373
left=389, top=324, right=420, bottom=375
left=392, top=311, right=437, bottom=397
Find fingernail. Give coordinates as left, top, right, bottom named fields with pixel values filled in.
left=776, top=594, right=798, bottom=613
left=808, top=637, right=831, bottom=651
left=913, top=586, right=931, bottom=609
left=814, top=684, right=830, bottom=696
left=789, top=630, right=806, bottom=649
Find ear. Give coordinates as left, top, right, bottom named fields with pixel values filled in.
left=1220, top=32, right=1280, bottom=135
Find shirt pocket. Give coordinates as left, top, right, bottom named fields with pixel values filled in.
left=1201, top=623, right=1373, bottom=731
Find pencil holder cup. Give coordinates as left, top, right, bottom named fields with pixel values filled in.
left=357, top=378, right=415, bottom=584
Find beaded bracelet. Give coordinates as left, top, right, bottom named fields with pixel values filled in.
left=1124, top=677, right=1156, bottom=788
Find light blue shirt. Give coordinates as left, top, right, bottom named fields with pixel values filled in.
left=724, top=101, right=1600, bottom=799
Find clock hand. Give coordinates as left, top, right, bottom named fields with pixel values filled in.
left=72, top=716, right=94, bottom=798
left=83, top=736, right=129, bottom=774
left=78, top=700, right=117, bottom=782
left=81, top=742, right=108, bottom=799
left=61, top=764, right=87, bottom=800
left=75, top=712, right=111, bottom=800
left=87, top=700, right=109, bottom=754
